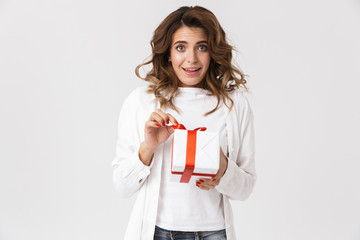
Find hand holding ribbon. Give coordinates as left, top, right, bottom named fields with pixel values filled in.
left=139, top=109, right=178, bottom=166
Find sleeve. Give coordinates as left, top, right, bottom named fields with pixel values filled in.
left=215, top=94, right=256, bottom=200
left=111, top=91, right=154, bottom=198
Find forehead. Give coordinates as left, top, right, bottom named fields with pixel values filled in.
left=172, top=26, right=208, bottom=43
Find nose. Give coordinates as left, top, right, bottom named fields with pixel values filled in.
left=186, top=49, right=198, bottom=63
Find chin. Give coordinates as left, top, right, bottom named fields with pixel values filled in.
left=179, top=79, right=204, bottom=87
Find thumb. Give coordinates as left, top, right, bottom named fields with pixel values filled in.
left=166, top=126, right=175, bottom=135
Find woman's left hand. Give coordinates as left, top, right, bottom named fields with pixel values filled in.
left=196, top=147, right=228, bottom=190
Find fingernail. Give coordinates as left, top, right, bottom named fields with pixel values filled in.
left=156, top=123, right=160, bottom=127
left=211, top=178, right=216, bottom=182
left=166, top=120, right=169, bottom=124
left=199, top=180, right=204, bottom=182
left=162, top=122, right=165, bottom=126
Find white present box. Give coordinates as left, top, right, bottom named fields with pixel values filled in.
left=171, top=128, right=220, bottom=183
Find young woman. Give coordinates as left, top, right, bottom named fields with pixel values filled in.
left=112, top=6, right=256, bottom=240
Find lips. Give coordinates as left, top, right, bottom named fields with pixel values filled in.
left=182, top=67, right=201, bottom=76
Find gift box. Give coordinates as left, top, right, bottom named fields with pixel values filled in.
left=170, top=125, right=220, bottom=183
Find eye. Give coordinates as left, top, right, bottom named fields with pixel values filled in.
left=175, top=45, right=185, bottom=51
left=198, top=45, right=208, bottom=51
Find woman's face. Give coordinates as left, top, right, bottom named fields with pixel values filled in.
left=169, top=26, right=210, bottom=88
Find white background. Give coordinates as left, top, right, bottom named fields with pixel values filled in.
left=1, top=0, right=360, bottom=239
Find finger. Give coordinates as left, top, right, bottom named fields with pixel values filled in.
left=165, top=125, right=175, bottom=135
left=197, top=178, right=212, bottom=184
left=196, top=182, right=211, bottom=190
left=199, top=181, right=217, bottom=189
left=211, top=177, right=221, bottom=185
left=196, top=179, right=216, bottom=189
left=145, top=120, right=161, bottom=128
left=198, top=177, right=219, bottom=184
left=201, top=178, right=219, bottom=187
left=149, top=112, right=166, bottom=126
left=155, top=109, right=169, bottom=126
left=166, top=113, right=178, bottom=126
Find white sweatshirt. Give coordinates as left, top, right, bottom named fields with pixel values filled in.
left=112, top=84, right=256, bottom=240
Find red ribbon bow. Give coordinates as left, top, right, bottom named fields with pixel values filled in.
left=171, top=124, right=207, bottom=183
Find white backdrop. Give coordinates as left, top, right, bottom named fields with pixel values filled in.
left=1, top=0, right=360, bottom=239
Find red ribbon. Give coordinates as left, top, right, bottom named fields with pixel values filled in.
left=171, top=124, right=207, bottom=183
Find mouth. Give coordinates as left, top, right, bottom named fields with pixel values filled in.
left=182, top=67, right=201, bottom=72
left=182, top=67, right=201, bottom=76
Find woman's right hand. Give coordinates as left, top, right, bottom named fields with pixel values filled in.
left=139, top=109, right=178, bottom=166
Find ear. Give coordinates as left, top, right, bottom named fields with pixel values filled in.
left=168, top=56, right=171, bottom=62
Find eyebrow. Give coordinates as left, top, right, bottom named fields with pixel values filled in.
left=173, top=40, right=208, bottom=45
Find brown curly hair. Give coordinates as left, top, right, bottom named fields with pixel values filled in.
left=135, top=6, right=248, bottom=115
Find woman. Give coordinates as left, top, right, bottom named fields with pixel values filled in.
left=112, top=6, right=256, bottom=240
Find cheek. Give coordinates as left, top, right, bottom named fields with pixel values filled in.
left=171, top=53, right=184, bottom=65
left=201, top=55, right=211, bottom=71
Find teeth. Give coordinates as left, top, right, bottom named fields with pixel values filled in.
left=184, top=68, right=199, bottom=72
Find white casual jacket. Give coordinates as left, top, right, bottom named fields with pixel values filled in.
left=112, top=84, right=256, bottom=240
